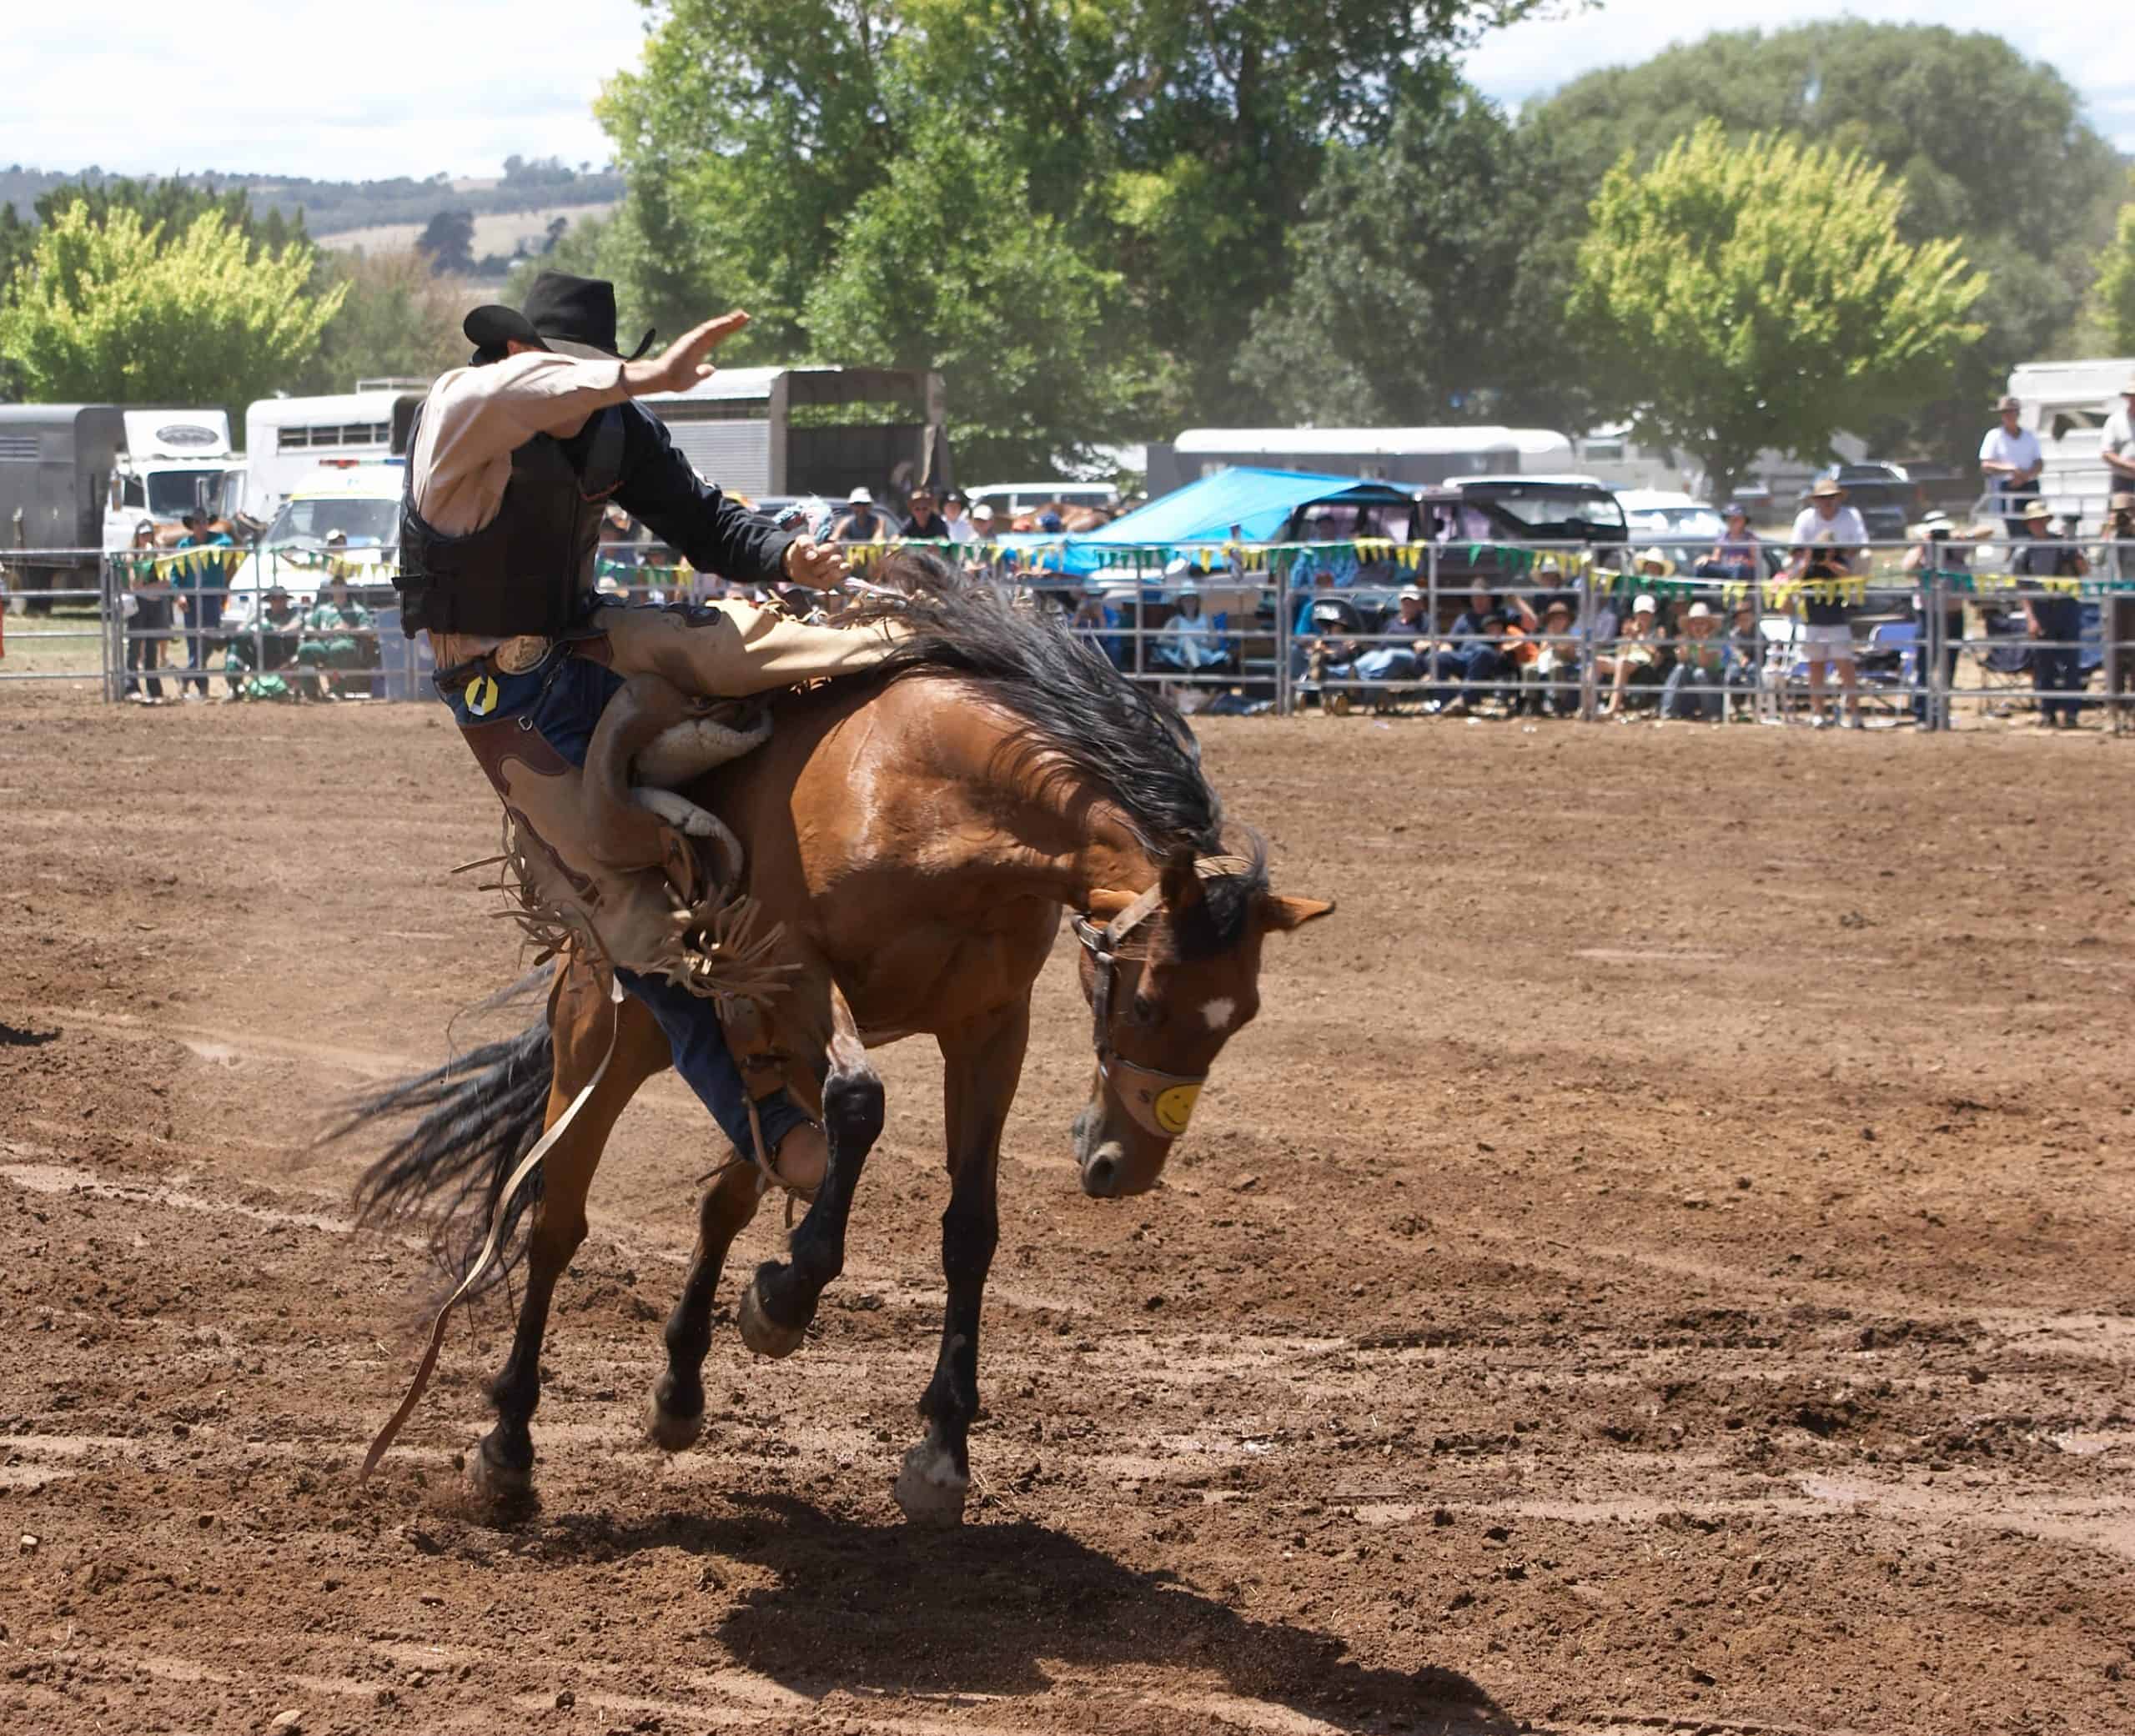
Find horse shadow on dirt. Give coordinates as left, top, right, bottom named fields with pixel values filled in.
left=551, top=1493, right=1514, bottom=1734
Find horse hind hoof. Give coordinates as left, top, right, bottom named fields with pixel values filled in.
left=893, top=1438, right=970, bottom=1528
left=737, top=1267, right=807, bottom=1359
left=643, top=1388, right=704, bottom=1453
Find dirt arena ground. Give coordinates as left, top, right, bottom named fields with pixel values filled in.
left=3, top=689, right=2132, bottom=1736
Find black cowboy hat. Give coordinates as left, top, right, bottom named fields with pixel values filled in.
left=463, top=272, right=655, bottom=362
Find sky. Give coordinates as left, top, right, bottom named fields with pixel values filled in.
left=2, top=0, right=2130, bottom=185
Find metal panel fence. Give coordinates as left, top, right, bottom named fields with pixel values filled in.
left=6, top=537, right=2132, bottom=730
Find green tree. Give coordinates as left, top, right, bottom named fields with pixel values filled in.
left=2086, top=175, right=2135, bottom=354
left=297, top=248, right=466, bottom=393
left=1515, top=23, right=2120, bottom=457
left=1232, top=82, right=1540, bottom=424
left=595, top=0, right=1550, bottom=447
left=0, top=205, right=345, bottom=416
left=415, top=208, right=476, bottom=276
left=802, top=120, right=1143, bottom=477
left=1569, top=123, right=1986, bottom=501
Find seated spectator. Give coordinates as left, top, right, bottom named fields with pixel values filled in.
left=1660, top=600, right=1731, bottom=721
left=1426, top=590, right=1515, bottom=717
left=1595, top=591, right=1668, bottom=719
left=1519, top=596, right=1580, bottom=716
left=1695, top=504, right=1761, bottom=581
left=295, top=571, right=373, bottom=700
left=1725, top=598, right=1765, bottom=715
left=1352, top=585, right=1430, bottom=685
left=1531, top=557, right=1576, bottom=620
left=1150, top=577, right=1235, bottom=675
left=1789, top=534, right=1862, bottom=729
left=224, top=585, right=304, bottom=700
left=2011, top=497, right=2089, bottom=729
left=968, top=503, right=999, bottom=543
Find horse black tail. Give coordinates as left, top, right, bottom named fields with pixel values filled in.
left=328, top=983, right=556, bottom=1287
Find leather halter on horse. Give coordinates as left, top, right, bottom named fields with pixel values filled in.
left=1071, top=855, right=1248, bottom=1141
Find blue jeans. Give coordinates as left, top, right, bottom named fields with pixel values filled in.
left=439, top=646, right=809, bottom=1156
left=1354, top=646, right=1421, bottom=682
left=1661, top=662, right=1725, bottom=720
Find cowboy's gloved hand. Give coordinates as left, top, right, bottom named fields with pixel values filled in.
left=783, top=537, right=849, bottom=589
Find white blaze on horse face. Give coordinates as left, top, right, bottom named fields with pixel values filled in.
left=1200, top=996, right=1237, bottom=1033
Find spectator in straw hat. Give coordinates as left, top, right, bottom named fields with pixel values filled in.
left=1660, top=600, right=1729, bottom=721
left=1790, top=478, right=1867, bottom=564
left=1792, top=534, right=1862, bottom=729
left=2012, top=497, right=2088, bottom=728
left=2098, top=491, right=2135, bottom=725
left=1519, top=595, right=1581, bottom=717
left=1981, top=394, right=2043, bottom=535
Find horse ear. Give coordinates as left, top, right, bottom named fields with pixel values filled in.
left=1258, top=893, right=1335, bottom=933
left=1086, top=888, right=1140, bottom=917
left=1160, top=845, right=1203, bottom=916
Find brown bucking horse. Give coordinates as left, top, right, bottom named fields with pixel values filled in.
left=344, top=564, right=1332, bottom=1524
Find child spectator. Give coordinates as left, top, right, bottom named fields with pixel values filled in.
left=1596, top=591, right=1667, bottom=720
left=122, top=519, right=172, bottom=703
left=224, top=585, right=304, bottom=700
left=1520, top=596, right=1580, bottom=716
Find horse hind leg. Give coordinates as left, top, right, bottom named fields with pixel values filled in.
left=469, top=972, right=663, bottom=1507
left=645, top=1159, right=765, bottom=1452
left=736, top=987, right=883, bottom=1357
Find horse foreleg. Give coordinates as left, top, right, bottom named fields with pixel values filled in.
left=470, top=971, right=665, bottom=1506
left=646, top=1159, right=765, bottom=1451
left=737, top=986, right=882, bottom=1357
left=896, top=1005, right=1028, bottom=1527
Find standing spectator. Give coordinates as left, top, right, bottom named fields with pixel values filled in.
left=2098, top=492, right=2135, bottom=728
left=296, top=570, right=374, bottom=700
left=941, top=490, right=979, bottom=545
left=902, top=486, right=951, bottom=542
left=2099, top=377, right=2135, bottom=496
left=122, top=519, right=173, bottom=703
left=834, top=488, right=887, bottom=544
left=1695, top=504, right=1761, bottom=582
left=1979, top=394, right=2043, bottom=534
left=2011, top=498, right=2088, bottom=729
left=1790, top=479, right=1867, bottom=564
left=171, top=507, right=234, bottom=700
left=1352, top=585, right=1429, bottom=686
left=1901, top=509, right=1972, bottom=723
left=1660, top=601, right=1730, bottom=721
left=1791, top=535, right=1862, bottom=730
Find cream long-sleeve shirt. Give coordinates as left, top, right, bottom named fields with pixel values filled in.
left=409, top=351, right=630, bottom=535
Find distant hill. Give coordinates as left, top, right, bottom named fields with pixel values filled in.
left=0, top=157, right=626, bottom=238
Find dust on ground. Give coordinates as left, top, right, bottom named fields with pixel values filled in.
left=3, top=690, right=2131, bottom=1735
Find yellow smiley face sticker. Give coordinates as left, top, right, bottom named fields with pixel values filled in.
left=464, top=674, right=500, bottom=717
left=1152, top=1082, right=1202, bottom=1137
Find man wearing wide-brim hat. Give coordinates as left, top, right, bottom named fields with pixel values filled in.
left=2009, top=496, right=2088, bottom=729
left=399, top=271, right=895, bottom=1196
left=1980, top=393, right=2042, bottom=536
left=1788, top=476, right=1867, bottom=567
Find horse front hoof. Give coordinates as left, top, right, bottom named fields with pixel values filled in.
left=643, top=1387, right=704, bottom=1453
left=466, top=1436, right=534, bottom=1510
left=737, top=1265, right=807, bottom=1359
left=893, top=1437, right=969, bottom=1528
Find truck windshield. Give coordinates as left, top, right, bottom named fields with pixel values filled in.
left=146, top=469, right=229, bottom=518
left=263, top=497, right=399, bottom=551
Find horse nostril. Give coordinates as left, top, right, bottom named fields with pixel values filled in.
left=1083, top=1153, right=1118, bottom=1197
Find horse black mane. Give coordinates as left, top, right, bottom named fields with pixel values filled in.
left=857, top=554, right=1268, bottom=956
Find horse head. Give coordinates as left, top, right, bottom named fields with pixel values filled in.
left=1071, top=846, right=1332, bottom=1198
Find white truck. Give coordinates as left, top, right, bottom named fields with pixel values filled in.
left=2005, top=357, right=2135, bottom=527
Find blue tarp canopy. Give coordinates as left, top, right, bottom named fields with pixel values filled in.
left=999, top=467, right=1411, bottom=579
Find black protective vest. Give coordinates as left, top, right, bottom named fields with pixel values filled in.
left=395, top=406, right=626, bottom=636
